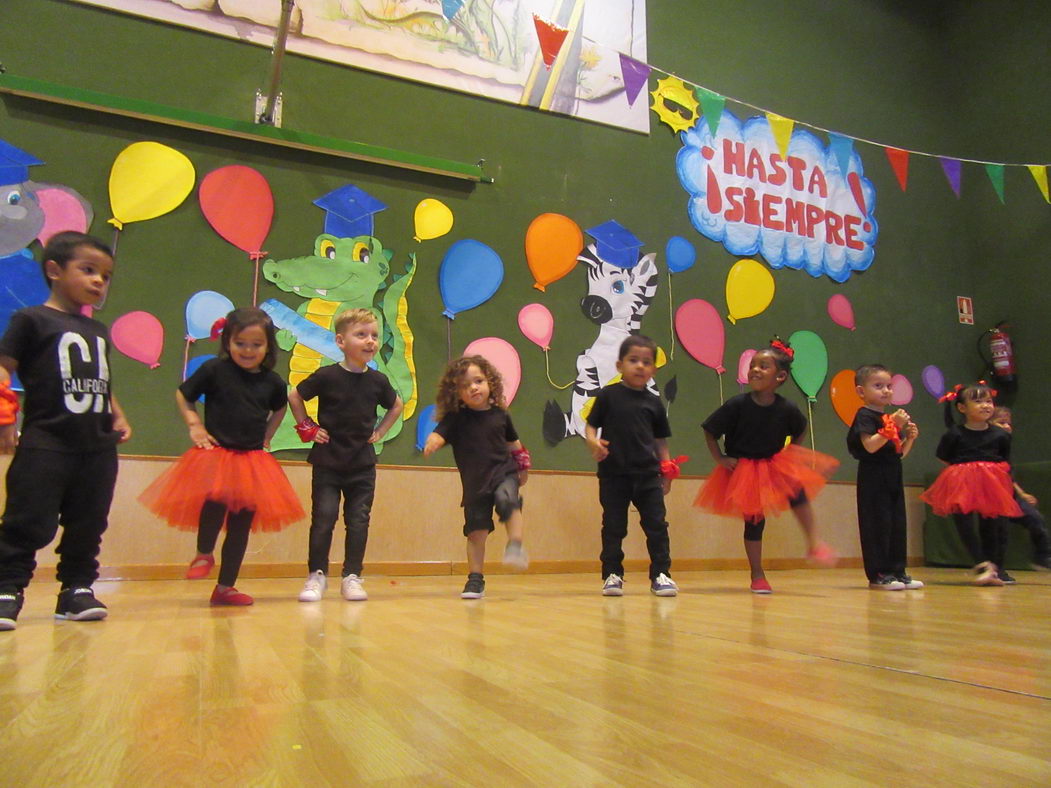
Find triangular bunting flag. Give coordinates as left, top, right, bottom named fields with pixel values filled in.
left=766, top=113, right=794, bottom=158
left=533, top=14, right=570, bottom=69
left=828, top=133, right=854, bottom=176
left=618, top=54, right=651, bottom=106
left=984, top=164, right=1005, bottom=204
left=940, top=157, right=962, bottom=198
left=1027, top=164, right=1050, bottom=203
left=885, top=147, right=909, bottom=191
left=441, top=0, right=464, bottom=19
left=696, top=88, right=725, bottom=138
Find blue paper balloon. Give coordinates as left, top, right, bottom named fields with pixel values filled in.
left=185, top=291, right=235, bottom=340
left=416, top=404, right=438, bottom=451
left=439, top=239, right=503, bottom=319
left=0, top=250, right=49, bottom=391
left=185, top=353, right=216, bottom=381
left=665, top=236, right=696, bottom=273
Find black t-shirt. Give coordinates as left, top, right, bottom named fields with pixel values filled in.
left=0, top=305, right=120, bottom=452
left=702, top=392, right=806, bottom=459
left=847, top=406, right=901, bottom=465
left=586, top=382, right=671, bottom=477
left=295, top=364, right=397, bottom=470
left=178, top=358, right=287, bottom=451
left=935, top=423, right=1011, bottom=465
left=434, top=406, right=519, bottom=506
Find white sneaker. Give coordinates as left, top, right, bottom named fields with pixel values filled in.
left=298, top=570, right=327, bottom=602
left=502, top=540, right=529, bottom=571
left=341, top=574, right=368, bottom=601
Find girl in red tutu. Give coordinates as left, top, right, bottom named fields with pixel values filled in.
left=696, top=339, right=838, bottom=593
left=139, top=308, right=304, bottom=605
left=920, top=382, right=1020, bottom=586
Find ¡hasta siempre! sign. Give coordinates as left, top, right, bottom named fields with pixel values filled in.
left=676, top=111, right=879, bottom=283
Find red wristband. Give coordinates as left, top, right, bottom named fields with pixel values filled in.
left=0, top=381, right=18, bottom=426
left=294, top=418, right=320, bottom=442
left=877, top=415, right=903, bottom=454
left=511, top=447, right=531, bottom=471
left=660, top=455, right=689, bottom=480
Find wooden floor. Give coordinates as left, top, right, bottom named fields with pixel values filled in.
left=2, top=569, right=1049, bottom=787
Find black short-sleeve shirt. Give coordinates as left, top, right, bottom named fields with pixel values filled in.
left=0, top=305, right=120, bottom=452
left=179, top=357, right=287, bottom=451
left=434, top=407, right=519, bottom=506
left=295, top=364, right=397, bottom=470
left=586, top=382, right=671, bottom=477
left=702, top=392, right=806, bottom=459
left=847, top=406, right=901, bottom=465
left=935, top=423, right=1011, bottom=465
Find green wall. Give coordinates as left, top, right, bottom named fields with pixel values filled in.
left=1, top=0, right=1046, bottom=480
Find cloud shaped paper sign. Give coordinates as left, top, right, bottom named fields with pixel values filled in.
left=676, top=111, right=878, bottom=283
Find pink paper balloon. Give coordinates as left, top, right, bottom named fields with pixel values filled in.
left=112, top=310, right=164, bottom=369
left=463, top=337, right=521, bottom=405
left=827, top=293, right=856, bottom=331
left=517, top=303, right=554, bottom=350
left=675, top=299, right=726, bottom=373
left=35, top=187, right=91, bottom=246
left=737, top=348, right=757, bottom=385
left=890, top=373, right=914, bottom=405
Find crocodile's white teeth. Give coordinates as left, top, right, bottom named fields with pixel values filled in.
left=316, top=288, right=328, bottom=296
left=292, top=286, right=301, bottom=293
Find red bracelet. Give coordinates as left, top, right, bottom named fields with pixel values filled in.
left=511, top=447, right=531, bottom=471
left=294, top=418, right=320, bottom=442
left=660, top=455, right=689, bottom=480
left=877, top=415, right=903, bottom=454
left=0, top=381, right=18, bottom=426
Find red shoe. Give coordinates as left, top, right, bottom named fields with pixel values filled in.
left=750, top=577, right=773, bottom=594
left=806, top=543, right=839, bottom=568
left=210, top=586, right=254, bottom=606
left=185, top=554, right=215, bottom=580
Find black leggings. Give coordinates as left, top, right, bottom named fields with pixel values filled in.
left=197, top=499, right=255, bottom=587
left=743, top=490, right=808, bottom=541
left=952, top=513, right=1007, bottom=568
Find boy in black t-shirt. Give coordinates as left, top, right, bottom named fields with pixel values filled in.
left=847, top=365, right=920, bottom=590
left=289, top=309, right=402, bottom=602
left=0, top=232, right=132, bottom=630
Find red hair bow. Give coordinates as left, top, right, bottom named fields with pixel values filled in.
left=938, top=383, right=963, bottom=403
left=209, top=317, right=226, bottom=341
left=770, top=339, right=794, bottom=360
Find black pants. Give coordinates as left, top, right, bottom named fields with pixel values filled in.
left=1009, top=495, right=1050, bottom=560
left=197, top=499, right=255, bottom=587
left=599, top=473, right=670, bottom=580
left=953, top=513, right=1007, bottom=568
left=0, top=447, right=118, bottom=591
left=856, top=462, right=907, bottom=582
left=307, top=464, right=376, bottom=576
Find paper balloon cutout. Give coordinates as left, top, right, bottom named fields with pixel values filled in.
left=112, top=310, right=164, bottom=369
left=440, top=239, right=503, bottom=319
left=463, top=337, right=521, bottom=406
left=891, top=373, right=914, bottom=405
left=726, top=259, right=774, bottom=324
left=665, top=236, right=696, bottom=274
left=413, top=198, right=453, bottom=242
left=737, top=348, right=757, bottom=385
left=922, top=365, right=945, bottom=399
left=108, top=142, right=195, bottom=230
left=829, top=368, right=861, bottom=426
left=35, top=186, right=93, bottom=246
left=525, top=213, right=583, bottom=291
left=518, top=303, right=553, bottom=350
left=185, top=353, right=215, bottom=381
left=675, top=299, right=725, bottom=373
left=827, top=293, right=856, bottom=331
left=185, top=290, right=234, bottom=340
left=787, top=330, right=828, bottom=400
left=415, top=404, right=438, bottom=451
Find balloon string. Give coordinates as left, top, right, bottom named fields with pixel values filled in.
left=110, top=226, right=121, bottom=260
left=182, top=336, right=192, bottom=380
left=544, top=349, right=574, bottom=390
left=807, top=398, right=817, bottom=464
left=717, top=369, right=724, bottom=404
left=667, top=273, right=675, bottom=361
left=446, top=317, right=452, bottom=361
left=252, top=257, right=259, bottom=306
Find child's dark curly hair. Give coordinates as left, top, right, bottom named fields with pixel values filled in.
left=766, top=336, right=794, bottom=374
left=435, top=355, right=506, bottom=419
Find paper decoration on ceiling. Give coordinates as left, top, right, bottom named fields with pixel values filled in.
left=464, top=336, right=521, bottom=406
left=725, top=258, right=774, bottom=324
left=885, top=148, right=909, bottom=191
left=108, top=142, right=195, bottom=252
left=1028, top=165, right=1050, bottom=203
left=441, top=0, right=464, bottom=19
left=532, top=14, right=569, bottom=69
left=619, top=54, right=651, bottom=106
left=985, top=164, right=1005, bottom=204
left=829, top=369, right=859, bottom=427
left=112, top=310, right=164, bottom=369
left=525, top=213, right=583, bottom=291
left=675, top=298, right=726, bottom=402
left=413, top=198, right=453, bottom=242
left=827, top=293, right=856, bottom=330
left=940, top=158, right=962, bottom=198
left=650, top=75, right=698, bottom=133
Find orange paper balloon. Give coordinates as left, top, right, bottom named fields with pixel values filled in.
left=829, top=368, right=862, bottom=427
left=525, top=213, right=583, bottom=291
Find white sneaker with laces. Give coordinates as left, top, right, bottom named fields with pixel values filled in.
left=602, top=574, right=624, bottom=596
left=650, top=573, right=678, bottom=597
left=298, top=570, right=327, bottom=602
left=341, top=574, right=368, bottom=601
left=502, top=540, right=529, bottom=570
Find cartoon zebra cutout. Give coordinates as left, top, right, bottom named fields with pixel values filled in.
left=543, top=245, right=660, bottom=444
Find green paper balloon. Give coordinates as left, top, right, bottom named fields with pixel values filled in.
left=787, top=330, right=828, bottom=400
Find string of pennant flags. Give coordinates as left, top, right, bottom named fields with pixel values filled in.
left=520, top=11, right=1051, bottom=205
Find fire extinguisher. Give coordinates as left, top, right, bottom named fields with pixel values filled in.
left=980, top=321, right=1016, bottom=386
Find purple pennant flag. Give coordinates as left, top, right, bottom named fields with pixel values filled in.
left=828, top=133, right=854, bottom=177
left=619, top=54, right=651, bottom=106
left=940, top=157, right=962, bottom=197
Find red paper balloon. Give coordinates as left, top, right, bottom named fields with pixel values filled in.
left=675, top=299, right=725, bottom=373
left=112, top=310, right=164, bottom=369
left=198, top=166, right=274, bottom=254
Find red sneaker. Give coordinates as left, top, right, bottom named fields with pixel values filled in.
left=210, top=586, right=254, bottom=606
left=750, top=577, right=773, bottom=594
left=806, top=543, right=839, bottom=568
left=185, top=554, right=215, bottom=580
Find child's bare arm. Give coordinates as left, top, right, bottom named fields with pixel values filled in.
left=584, top=423, right=609, bottom=462
left=263, top=406, right=286, bottom=449
left=176, top=389, right=217, bottom=449
left=422, top=431, right=445, bottom=456
left=111, top=394, right=132, bottom=443
left=288, top=388, right=327, bottom=443
left=0, top=357, right=17, bottom=453
left=370, top=396, right=404, bottom=443
left=705, top=430, right=736, bottom=470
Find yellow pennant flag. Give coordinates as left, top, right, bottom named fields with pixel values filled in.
left=1027, top=165, right=1050, bottom=203
left=766, top=113, right=795, bottom=158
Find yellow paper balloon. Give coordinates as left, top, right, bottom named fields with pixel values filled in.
left=725, top=258, right=775, bottom=325
left=829, top=368, right=862, bottom=427
left=108, top=142, right=195, bottom=230
left=413, top=198, right=454, bottom=242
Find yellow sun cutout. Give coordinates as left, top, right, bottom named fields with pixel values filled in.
left=650, top=76, right=699, bottom=133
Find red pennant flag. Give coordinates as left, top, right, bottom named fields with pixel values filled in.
left=533, top=14, right=569, bottom=69
left=885, top=147, right=910, bottom=191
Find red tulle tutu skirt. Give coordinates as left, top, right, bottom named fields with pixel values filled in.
left=920, top=461, right=1022, bottom=519
left=139, top=447, right=304, bottom=532
left=694, top=444, right=839, bottom=523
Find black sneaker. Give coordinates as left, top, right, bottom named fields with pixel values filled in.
left=868, top=574, right=905, bottom=590
left=998, top=570, right=1017, bottom=585
left=895, top=574, right=924, bottom=589
left=55, top=587, right=108, bottom=621
left=460, top=573, right=485, bottom=599
left=1031, top=555, right=1051, bottom=572
left=0, top=590, right=24, bottom=631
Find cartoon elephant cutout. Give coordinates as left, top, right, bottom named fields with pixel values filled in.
left=0, top=180, right=94, bottom=256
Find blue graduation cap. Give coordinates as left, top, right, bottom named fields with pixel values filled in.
left=586, top=220, right=643, bottom=268
left=0, top=139, right=43, bottom=185
left=312, top=184, right=387, bottom=238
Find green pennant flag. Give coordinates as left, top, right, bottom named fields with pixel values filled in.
left=984, top=163, right=1005, bottom=204
left=696, top=88, right=725, bottom=138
